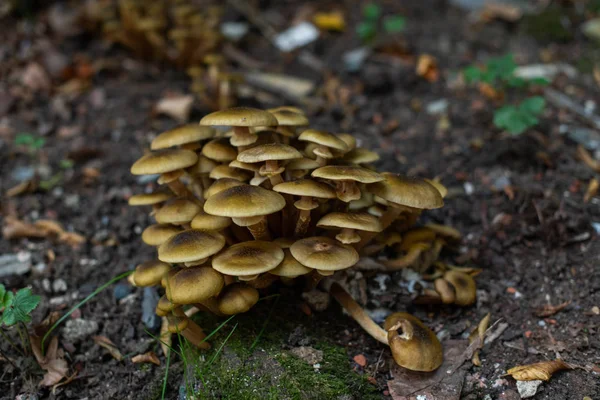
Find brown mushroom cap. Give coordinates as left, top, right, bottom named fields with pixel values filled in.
left=209, top=165, right=251, bottom=181
left=186, top=155, right=219, bottom=176
left=200, top=107, right=277, bottom=127
left=204, top=185, right=285, bottom=218
left=128, top=191, right=172, bottom=206
left=212, top=241, right=284, bottom=276
left=142, top=224, right=182, bottom=246
left=286, top=157, right=320, bottom=171
left=317, top=212, right=382, bottom=233
left=272, top=179, right=336, bottom=199
left=336, top=133, right=357, bottom=151
left=154, top=199, right=201, bottom=225
left=190, top=210, right=231, bottom=230
left=229, top=160, right=261, bottom=173
left=132, top=260, right=171, bottom=287
left=434, top=278, right=456, bottom=304
left=290, top=236, right=359, bottom=271
left=342, top=148, right=380, bottom=164
left=384, top=312, right=443, bottom=372
left=443, top=270, right=477, bottom=306
left=204, top=178, right=245, bottom=199
left=202, top=138, right=237, bottom=162
left=216, top=283, right=259, bottom=315
left=424, top=179, right=448, bottom=199
left=237, top=143, right=303, bottom=163
left=165, top=266, right=224, bottom=304
left=312, top=165, right=384, bottom=183
left=158, top=229, right=225, bottom=263
left=298, top=129, right=348, bottom=151
left=270, top=110, right=309, bottom=126
left=269, top=249, right=312, bottom=277
left=367, top=173, right=443, bottom=209
left=131, top=149, right=198, bottom=175
left=267, top=106, right=304, bottom=114
left=151, top=125, right=215, bottom=150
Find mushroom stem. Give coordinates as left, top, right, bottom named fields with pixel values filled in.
left=382, top=244, right=429, bottom=270
left=329, top=283, right=388, bottom=345
left=247, top=217, right=271, bottom=241
left=181, top=320, right=211, bottom=349
left=294, top=209, right=311, bottom=236
left=355, top=206, right=402, bottom=251
left=194, top=298, right=225, bottom=316
left=166, top=179, right=194, bottom=199
left=232, top=126, right=255, bottom=150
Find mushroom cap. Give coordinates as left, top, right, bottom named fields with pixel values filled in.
left=269, top=249, right=312, bottom=277
left=336, top=133, right=357, bottom=151
left=342, top=148, right=380, bottom=164
left=131, top=149, right=198, bottom=175
left=434, top=278, right=456, bottom=304
left=229, top=160, right=261, bottom=173
left=142, top=224, right=182, bottom=246
left=272, top=179, right=336, bottom=199
left=186, top=155, right=219, bottom=175
left=151, top=125, right=215, bottom=150
left=133, top=260, right=171, bottom=287
left=290, top=236, right=359, bottom=271
left=312, top=165, right=384, bottom=183
left=202, top=138, right=237, bottom=162
left=165, top=266, right=224, bottom=304
left=270, top=110, right=309, bottom=126
left=443, top=270, right=476, bottom=306
left=190, top=209, right=231, bottom=230
left=209, top=165, right=251, bottom=181
left=298, top=129, right=348, bottom=151
left=286, top=157, right=320, bottom=171
left=200, top=107, right=277, bottom=127
left=217, top=283, right=260, bottom=315
left=367, top=173, right=444, bottom=209
left=128, top=190, right=172, bottom=206
left=158, top=229, right=226, bottom=263
left=424, top=179, right=448, bottom=199
left=237, top=143, right=303, bottom=163
left=384, top=312, right=443, bottom=372
left=154, top=199, right=201, bottom=225
left=204, top=178, right=245, bottom=199
left=316, top=212, right=383, bottom=233
left=204, top=185, right=286, bottom=218
left=212, top=241, right=284, bottom=276
left=267, top=106, right=304, bottom=114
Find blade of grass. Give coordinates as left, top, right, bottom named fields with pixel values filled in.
left=41, top=270, right=133, bottom=354
left=207, top=322, right=238, bottom=367
left=249, top=295, right=279, bottom=352
left=144, top=328, right=182, bottom=358
left=199, top=314, right=236, bottom=344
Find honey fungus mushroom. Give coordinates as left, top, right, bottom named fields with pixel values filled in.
left=130, top=149, right=198, bottom=197
left=212, top=241, right=284, bottom=280
left=298, top=129, right=348, bottom=166
left=237, top=143, right=302, bottom=186
left=316, top=212, right=382, bottom=244
left=150, top=124, right=215, bottom=150
left=312, top=165, right=384, bottom=203
left=200, top=107, right=277, bottom=148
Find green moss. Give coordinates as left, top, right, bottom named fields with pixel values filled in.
left=178, top=293, right=381, bottom=400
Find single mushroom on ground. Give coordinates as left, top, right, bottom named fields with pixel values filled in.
left=200, top=107, right=278, bottom=148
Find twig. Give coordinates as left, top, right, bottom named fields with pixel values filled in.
left=544, top=88, right=600, bottom=130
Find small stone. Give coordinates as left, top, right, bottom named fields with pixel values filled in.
left=592, top=306, right=599, bottom=315
left=52, top=278, right=67, bottom=293
left=290, top=346, right=323, bottom=365
left=42, top=279, right=52, bottom=293
left=426, top=99, right=449, bottom=115
left=142, top=287, right=161, bottom=331
left=516, top=380, right=543, bottom=399
left=0, top=252, right=32, bottom=278
left=220, top=22, right=249, bottom=41
left=11, top=166, right=35, bottom=182
left=113, top=283, right=132, bottom=301
left=62, top=319, right=99, bottom=342
left=353, top=354, right=367, bottom=367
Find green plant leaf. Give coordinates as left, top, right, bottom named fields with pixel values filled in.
left=493, top=105, right=517, bottom=128
left=519, top=96, right=546, bottom=115
left=383, top=15, right=406, bottom=33
left=507, top=76, right=527, bottom=88
left=356, top=22, right=377, bottom=41
left=529, top=77, right=550, bottom=86
left=463, top=66, right=482, bottom=83
left=363, top=3, right=381, bottom=20
left=1, top=288, right=40, bottom=326
left=15, top=133, right=34, bottom=146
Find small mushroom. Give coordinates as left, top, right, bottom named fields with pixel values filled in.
left=290, top=236, right=359, bottom=273
left=269, top=249, right=312, bottom=278
left=298, top=129, right=348, bottom=166
left=237, top=143, right=302, bottom=186
left=128, top=190, right=173, bottom=214
left=209, top=165, right=251, bottom=181
left=158, top=229, right=225, bottom=264
left=142, top=224, right=182, bottom=246
left=131, top=149, right=198, bottom=197
left=443, top=270, right=476, bottom=306
left=312, top=165, right=383, bottom=203
left=204, top=178, right=244, bottom=200
left=316, top=212, right=382, bottom=244
left=154, top=198, right=201, bottom=227
left=167, top=314, right=210, bottom=349
left=201, top=137, right=237, bottom=163
left=216, top=283, right=259, bottom=315
left=132, top=260, right=171, bottom=287
left=200, top=107, right=278, bottom=148
left=212, top=241, right=284, bottom=279
left=165, top=266, right=224, bottom=304
left=151, top=125, right=215, bottom=150
left=342, top=148, right=380, bottom=165
left=269, top=110, right=309, bottom=143
left=434, top=278, right=456, bottom=304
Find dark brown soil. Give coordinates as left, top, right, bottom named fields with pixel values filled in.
left=1, top=1, right=599, bottom=399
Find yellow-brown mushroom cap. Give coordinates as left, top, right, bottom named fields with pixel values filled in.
left=133, top=260, right=171, bottom=287
left=272, top=179, right=336, bottom=199
left=165, top=266, right=224, bottom=304
left=298, top=129, right=348, bottom=151
left=204, top=185, right=285, bottom=218
left=237, top=143, right=303, bottom=163
left=312, top=165, right=384, bottom=183
left=217, top=283, right=260, bottom=315
left=367, top=173, right=444, bottom=209
left=142, top=224, right=182, bottom=246
left=269, top=249, right=312, bottom=277
left=335, top=133, right=357, bottom=151
left=316, top=212, right=383, bottom=233
left=158, top=229, right=225, bottom=263
left=443, top=270, right=477, bottom=306
left=290, top=236, right=359, bottom=271
left=342, top=148, right=381, bottom=164
left=154, top=199, right=201, bottom=225
left=212, top=241, right=284, bottom=276
left=202, top=138, right=237, bottom=163
left=270, top=110, right=309, bottom=126
left=186, top=155, right=219, bottom=176
left=128, top=191, right=172, bottom=206
left=199, top=107, right=277, bottom=127
left=267, top=106, right=304, bottom=114
left=131, top=149, right=198, bottom=175
left=434, top=278, right=456, bottom=304
left=424, top=179, right=448, bottom=199
left=204, top=178, right=245, bottom=200
left=209, top=165, right=251, bottom=181
left=190, top=209, right=231, bottom=230
left=286, top=158, right=321, bottom=171
left=151, top=125, right=215, bottom=150
left=384, top=312, right=443, bottom=372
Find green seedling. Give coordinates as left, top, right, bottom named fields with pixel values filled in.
left=357, top=3, right=406, bottom=42
left=15, top=133, right=45, bottom=153
left=463, top=54, right=549, bottom=88
left=493, top=96, right=546, bottom=135
left=0, top=284, right=41, bottom=357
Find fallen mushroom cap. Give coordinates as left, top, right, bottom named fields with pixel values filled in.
left=216, top=282, right=260, bottom=315
left=212, top=241, right=284, bottom=276
left=443, top=270, right=477, bottom=306
left=142, top=224, right=182, bottom=246
left=367, top=173, right=443, bottom=209
left=133, top=260, right=171, bottom=287
left=151, top=125, right=215, bottom=150
left=204, top=184, right=285, bottom=218
left=199, top=107, right=278, bottom=127
left=128, top=191, right=172, bottom=206
left=312, top=165, right=384, bottom=183
left=158, top=229, right=225, bottom=263
left=165, top=266, right=224, bottom=304
left=131, top=149, right=198, bottom=175
left=290, top=236, right=359, bottom=271
left=154, top=199, right=201, bottom=225
left=384, top=312, right=443, bottom=372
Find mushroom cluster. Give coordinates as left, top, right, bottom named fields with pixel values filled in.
left=129, top=106, right=477, bottom=372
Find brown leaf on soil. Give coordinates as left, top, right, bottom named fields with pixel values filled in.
left=6, top=180, right=37, bottom=197
left=506, top=359, right=572, bottom=381
left=480, top=2, right=522, bottom=22
left=132, top=351, right=160, bottom=366
left=93, top=335, right=123, bottom=361
left=31, top=336, right=70, bottom=387
left=21, top=63, right=51, bottom=92
left=416, top=54, right=439, bottom=83
left=577, top=145, right=600, bottom=172
left=154, top=94, right=194, bottom=122
left=534, top=301, right=571, bottom=317
left=584, top=179, right=599, bottom=203
left=469, top=313, right=491, bottom=367
left=2, top=216, right=85, bottom=248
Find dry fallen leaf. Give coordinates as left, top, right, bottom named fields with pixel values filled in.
left=534, top=301, right=571, bottom=317
left=506, top=359, right=572, bottom=381
left=93, top=335, right=123, bottom=361
left=2, top=217, right=85, bottom=248
left=313, top=11, right=346, bottom=31
left=584, top=179, right=598, bottom=203
left=6, top=180, right=37, bottom=197
left=31, top=336, right=69, bottom=387
left=469, top=313, right=491, bottom=367
left=577, top=145, right=600, bottom=172
left=132, top=351, right=160, bottom=366
left=416, top=54, right=439, bottom=83
left=154, top=94, right=194, bottom=122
